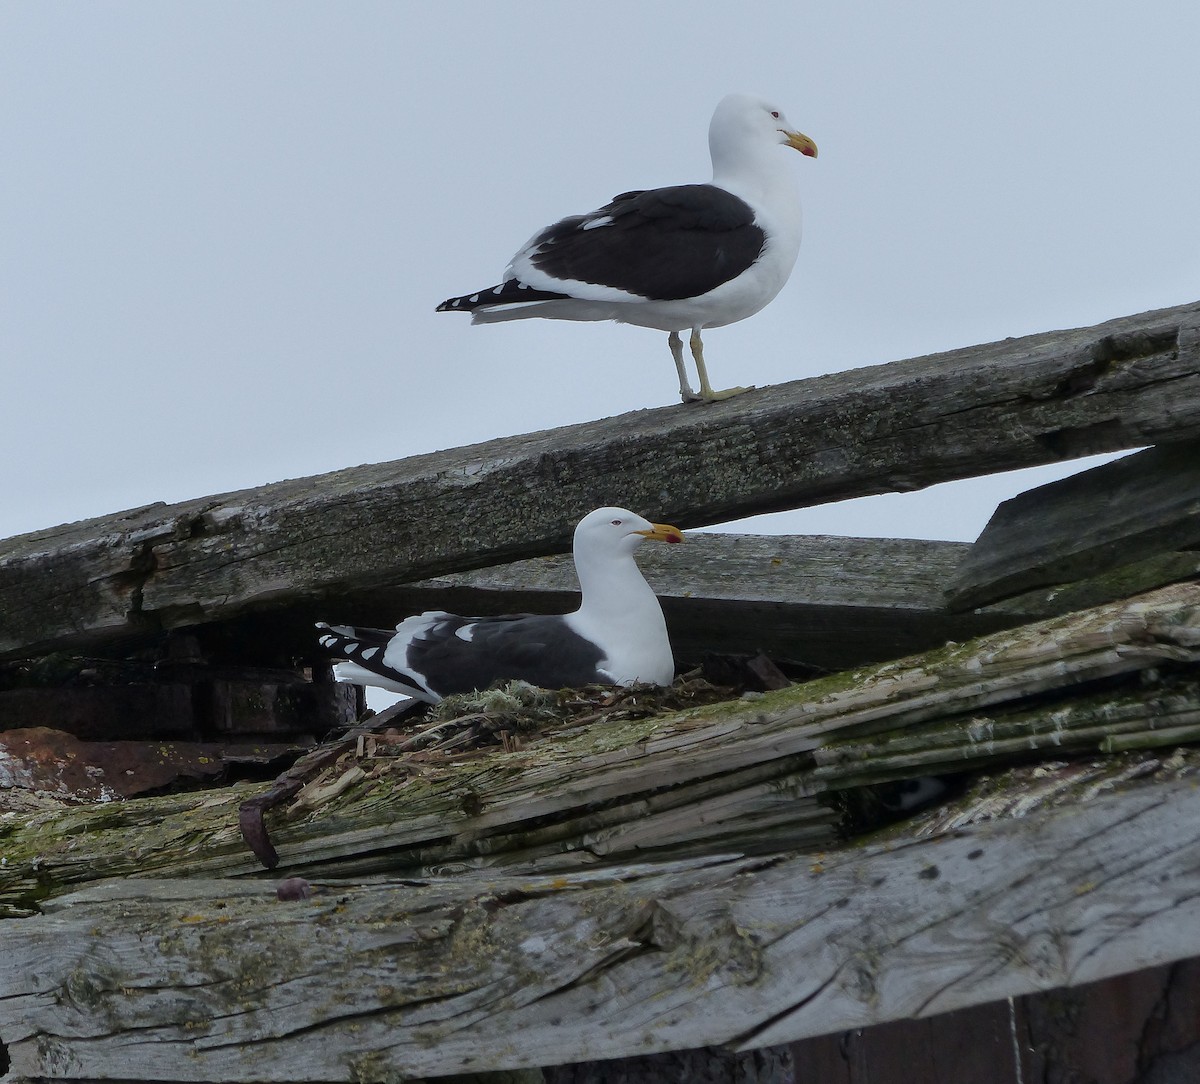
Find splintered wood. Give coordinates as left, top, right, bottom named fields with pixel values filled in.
left=2, top=581, right=1198, bottom=918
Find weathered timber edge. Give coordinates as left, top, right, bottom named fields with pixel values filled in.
left=946, top=440, right=1200, bottom=610
left=2, top=299, right=1198, bottom=658
left=3, top=775, right=1199, bottom=1082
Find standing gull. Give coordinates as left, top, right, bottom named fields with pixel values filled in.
left=437, top=93, right=817, bottom=403
left=316, top=507, right=682, bottom=704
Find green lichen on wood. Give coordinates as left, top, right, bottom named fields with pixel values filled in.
left=4, top=582, right=1200, bottom=918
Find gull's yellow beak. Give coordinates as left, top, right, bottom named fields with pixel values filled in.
left=785, top=130, right=818, bottom=158
left=636, top=523, right=684, bottom=544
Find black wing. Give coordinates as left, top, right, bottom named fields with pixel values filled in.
left=527, top=184, right=766, bottom=301
left=408, top=613, right=606, bottom=699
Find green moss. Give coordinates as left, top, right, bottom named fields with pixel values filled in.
left=5, top=582, right=1198, bottom=917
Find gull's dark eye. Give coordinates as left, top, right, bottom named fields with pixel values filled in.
left=771, top=111, right=780, bottom=119
left=611, top=519, right=623, bottom=526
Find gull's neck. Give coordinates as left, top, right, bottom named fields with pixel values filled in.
left=573, top=543, right=660, bottom=622
left=567, top=532, right=674, bottom=686
left=710, top=136, right=800, bottom=216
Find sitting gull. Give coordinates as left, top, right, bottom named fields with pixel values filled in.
left=437, top=93, right=817, bottom=404
left=316, top=507, right=682, bottom=704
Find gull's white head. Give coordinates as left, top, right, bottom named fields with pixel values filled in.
left=709, top=93, right=818, bottom=164
left=573, top=506, right=684, bottom=559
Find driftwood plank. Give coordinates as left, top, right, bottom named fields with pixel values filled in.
left=1, top=300, right=1199, bottom=660
left=2, top=581, right=1198, bottom=915
left=946, top=440, right=1200, bottom=611
left=3, top=773, right=1200, bottom=1081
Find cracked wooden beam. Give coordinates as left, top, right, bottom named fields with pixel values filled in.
left=3, top=770, right=1199, bottom=1082
left=2, top=299, right=1199, bottom=661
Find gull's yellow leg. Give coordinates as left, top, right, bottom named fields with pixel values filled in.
left=690, top=328, right=752, bottom=402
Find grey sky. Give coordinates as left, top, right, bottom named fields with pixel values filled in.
left=3, top=1, right=1198, bottom=545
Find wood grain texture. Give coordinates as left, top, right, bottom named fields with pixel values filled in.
left=2, top=300, right=1198, bottom=660
left=3, top=773, right=1200, bottom=1082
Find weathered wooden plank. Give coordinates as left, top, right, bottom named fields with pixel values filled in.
left=982, top=548, right=1200, bottom=624
left=417, top=528, right=1200, bottom=669
left=3, top=772, right=1200, bottom=1081
left=1018, top=963, right=1200, bottom=1084
left=2, top=581, right=1197, bottom=915
left=2, top=300, right=1199, bottom=660
left=334, top=533, right=1014, bottom=672
left=946, top=440, right=1200, bottom=610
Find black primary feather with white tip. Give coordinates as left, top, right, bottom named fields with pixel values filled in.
left=316, top=507, right=683, bottom=704
left=437, top=93, right=816, bottom=404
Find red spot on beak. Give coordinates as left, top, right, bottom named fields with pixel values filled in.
left=666, top=532, right=683, bottom=544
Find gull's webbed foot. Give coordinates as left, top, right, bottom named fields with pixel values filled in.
left=698, top=384, right=755, bottom=402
